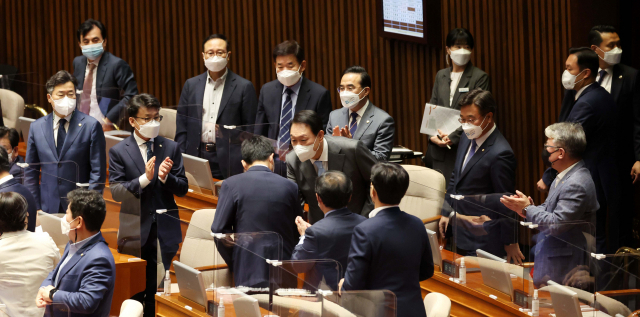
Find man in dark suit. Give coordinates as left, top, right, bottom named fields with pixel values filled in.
left=287, top=110, right=376, bottom=224
left=341, top=162, right=433, bottom=317
left=73, top=19, right=138, bottom=130
left=327, top=66, right=395, bottom=161
left=0, top=147, right=37, bottom=232
left=109, top=94, right=188, bottom=316
left=292, top=171, right=366, bottom=290
left=438, top=89, right=523, bottom=263
left=175, top=34, right=258, bottom=179
left=0, top=127, right=25, bottom=182
left=254, top=40, right=332, bottom=175
left=211, top=135, right=302, bottom=287
left=539, top=48, right=619, bottom=253
left=37, top=189, right=116, bottom=317
left=25, top=70, right=106, bottom=214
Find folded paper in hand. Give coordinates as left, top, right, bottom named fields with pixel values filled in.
left=420, top=103, right=461, bottom=136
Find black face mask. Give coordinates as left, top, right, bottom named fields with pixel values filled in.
left=542, top=147, right=561, bottom=166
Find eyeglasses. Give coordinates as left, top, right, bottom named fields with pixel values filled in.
left=133, top=115, right=163, bottom=124
left=458, top=117, right=480, bottom=124
left=204, top=51, right=227, bottom=58
left=543, top=145, right=562, bottom=151
left=337, top=86, right=362, bottom=93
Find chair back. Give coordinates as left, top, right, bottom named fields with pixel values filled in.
left=399, top=165, right=446, bottom=233
left=159, top=108, right=177, bottom=140
left=423, top=292, right=451, bottom=317
left=0, top=89, right=25, bottom=129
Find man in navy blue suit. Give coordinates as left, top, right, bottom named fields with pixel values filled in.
left=0, top=127, right=25, bottom=183
left=539, top=48, right=619, bottom=253
left=109, top=93, right=188, bottom=316
left=341, top=162, right=433, bottom=317
left=73, top=19, right=138, bottom=130
left=175, top=34, right=258, bottom=179
left=37, top=189, right=116, bottom=317
left=292, top=171, right=366, bottom=290
left=438, top=89, right=522, bottom=263
left=0, top=147, right=37, bottom=232
left=25, top=70, right=106, bottom=214
left=211, top=135, right=302, bottom=287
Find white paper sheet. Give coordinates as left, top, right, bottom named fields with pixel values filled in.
left=420, top=103, right=461, bottom=136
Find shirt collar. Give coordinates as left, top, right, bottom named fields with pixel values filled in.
left=324, top=209, right=337, bottom=218
left=53, top=112, right=73, bottom=126
left=474, top=123, right=497, bottom=148
left=575, top=83, right=593, bottom=100
left=207, top=68, right=228, bottom=84
left=133, top=131, right=154, bottom=146
left=311, top=138, right=329, bottom=163
left=555, top=161, right=580, bottom=184
left=349, top=100, right=369, bottom=118
left=250, top=163, right=270, bottom=169
left=369, top=205, right=399, bottom=218
left=283, top=76, right=303, bottom=96
left=0, top=174, right=14, bottom=185
left=598, top=66, right=613, bottom=75
left=87, top=54, right=101, bottom=66
left=0, top=229, right=28, bottom=240
left=69, top=231, right=100, bottom=251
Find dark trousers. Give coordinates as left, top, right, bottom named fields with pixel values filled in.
left=199, top=143, right=223, bottom=179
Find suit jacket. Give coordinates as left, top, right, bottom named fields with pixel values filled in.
left=291, top=207, right=366, bottom=289
left=73, top=51, right=139, bottom=124
left=604, top=64, right=640, bottom=163
left=326, top=102, right=395, bottom=161
left=41, top=232, right=116, bottom=317
left=0, top=177, right=37, bottom=232
left=444, top=128, right=518, bottom=257
left=286, top=136, right=376, bottom=223
left=526, top=161, right=598, bottom=288
left=25, top=111, right=106, bottom=213
left=254, top=77, right=332, bottom=139
left=108, top=135, right=188, bottom=250
left=211, top=165, right=302, bottom=287
left=343, top=207, right=434, bottom=317
left=9, top=155, right=24, bottom=183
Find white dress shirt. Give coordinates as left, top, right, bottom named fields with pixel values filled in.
left=0, top=230, right=60, bottom=317
left=449, top=71, right=464, bottom=106
left=84, top=56, right=105, bottom=121
left=310, top=138, right=329, bottom=172
left=201, top=69, right=228, bottom=143
left=369, top=205, right=400, bottom=218
left=53, top=113, right=73, bottom=146
left=596, top=67, right=613, bottom=93
left=462, top=123, right=497, bottom=168
left=575, top=83, right=593, bottom=101
left=0, top=174, right=13, bottom=185
left=554, top=161, right=580, bottom=188
left=349, top=100, right=369, bottom=128
left=133, top=132, right=166, bottom=188
left=54, top=231, right=100, bottom=286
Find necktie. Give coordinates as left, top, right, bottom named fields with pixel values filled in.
left=278, top=89, right=294, bottom=152
left=314, top=160, right=325, bottom=176
left=349, top=112, right=359, bottom=136
left=462, top=140, right=477, bottom=171
left=56, top=118, right=67, bottom=156
left=144, top=141, right=154, bottom=162
left=597, top=69, right=607, bottom=85
left=80, top=63, right=96, bottom=114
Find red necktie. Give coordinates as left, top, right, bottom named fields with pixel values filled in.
left=80, top=63, right=96, bottom=114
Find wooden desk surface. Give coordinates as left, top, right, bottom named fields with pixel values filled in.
left=155, top=292, right=274, bottom=317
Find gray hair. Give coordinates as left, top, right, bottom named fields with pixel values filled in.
left=45, top=70, right=78, bottom=95
left=544, top=122, right=586, bottom=159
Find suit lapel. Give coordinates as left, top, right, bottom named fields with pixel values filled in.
left=451, top=64, right=473, bottom=108
left=295, top=78, right=312, bottom=113
left=547, top=161, right=585, bottom=202
left=55, top=234, right=104, bottom=287
left=59, top=112, right=86, bottom=158
left=353, top=103, right=375, bottom=140
left=611, top=65, right=623, bottom=104
left=42, top=114, right=58, bottom=160
left=459, top=129, right=498, bottom=181
left=96, top=52, right=109, bottom=95
left=217, top=70, right=236, bottom=120
left=76, top=56, right=88, bottom=88
left=300, top=161, right=318, bottom=188
left=195, top=72, right=207, bottom=120
left=442, top=69, right=452, bottom=108
left=124, top=136, right=146, bottom=175
left=327, top=139, right=345, bottom=171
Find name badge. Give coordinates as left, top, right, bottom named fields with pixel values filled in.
left=459, top=87, right=469, bottom=93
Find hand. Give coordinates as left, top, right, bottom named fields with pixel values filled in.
left=438, top=216, right=449, bottom=238
left=438, top=129, right=453, bottom=145
left=332, top=125, right=342, bottom=137
left=339, top=125, right=353, bottom=139
left=158, top=157, right=173, bottom=181
left=504, top=243, right=525, bottom=265
left=631, top=161, right=640, bottom=184
left=472, top=215, right=492, bottom=224
left=101, top=118, right=114, bottom=132
left=500, top=190, right=531, bottom=217
left=338, top=278, right=345, bottom=295
left=562, top=265, right=595, bottom=289
left=536, top=179, right=548, bottom=192
left=36, top=286, right=54, bottom=308
left=295, top=216, right=311, bottom=236
left=145, top=157, right=156, bottom=181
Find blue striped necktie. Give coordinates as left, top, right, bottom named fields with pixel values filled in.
left=349, top=112, right=359, bottom=136
left=462, top=140, right=477, bottom=171
left=278, top=88, right=294, bottom=152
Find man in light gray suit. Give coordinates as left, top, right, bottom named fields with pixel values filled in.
left=287, top=110, right=377, bottom=224
left=501, top=122, right=598, bottom=289
left=327, top=66, right=395, bottom=161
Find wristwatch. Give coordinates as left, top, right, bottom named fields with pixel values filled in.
left=522, top=204, right=533, bottom=217
left=49, top=288, right=58, bottom=300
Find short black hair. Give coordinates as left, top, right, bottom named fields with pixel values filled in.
left=0, top=192, right=28, bottom=234
left=0, top=147, right=11, bottom=173
left=569, top=47, right=599, bottom=79
left=77, top=19, right=107, bottom=41
left=371, top=162, right=409, bottom=205
left=588, top=25, right=617, bottom=46
left=241, top=136, right=275, bottom=165
left=343, top=65, right=372, bottom=89
left=46, top=70, right=78, bottom=95
left=0, top=127, right=19, bottom=149
left=315, top=171, right=353, bottom=209
left=67, top=189, right=106, bottom=232
left=459, top=88, right=497, bottom=116
left=292, top=110, right=322, bottom=135
left=127, top=93, right=161, bottom=118
left=202, top=34, right=230, bottom=52
left=272, top=40, right=305, bottom=64
left=446, top=28, right=475, bottom=49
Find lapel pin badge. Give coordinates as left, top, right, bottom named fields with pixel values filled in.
left=482, top=149, right=485, bottom=152
left=159, top=144, right=162, bottom=148
left=78, top=124, right=82, bottom=127
left=619, top=75, right=623, bottom=78
left=366, top=120, right=370, bottom=124
left=81, top=253, right=84, bottom=256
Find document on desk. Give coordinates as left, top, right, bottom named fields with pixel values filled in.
left=420, top=103, right=461, bottom=136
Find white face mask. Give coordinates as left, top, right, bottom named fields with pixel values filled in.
left=562, top=69, right=587, bottom=90
left=135, top=120, right=161, bottom=139
left=293, top=135, right=321, bottom=162
left=340, top=89, right=367, bottom=109
left=597, top=46, right=622, bottom=66
left=204, top=55, right=228, bottom=72
left=461, top=115, right=488, bottom=139
left=51, top=96, right=76, bottom=116
left=450, top=48, right=472, bottom=66
left=60, top=216, right=79, bottom=236
left=277, top=65, right=302, bottom=87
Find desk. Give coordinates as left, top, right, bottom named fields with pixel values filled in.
left=155, top=292, right=273, bottom=317
left=110, top=248, right=147, bottom=315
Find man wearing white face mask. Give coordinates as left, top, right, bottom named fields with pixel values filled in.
left=327, top=66, right=395, bottom=161
left=110, top=93, right=188, bottom=316
left=73, top=19, right=138, bottom=131
left=255, top=40, right=332, bottom=175
left=176, top=34, right=258, bottom=179
left=0, top=127, right=25, bottom=182
left=25, top=70, right=106, bottom=214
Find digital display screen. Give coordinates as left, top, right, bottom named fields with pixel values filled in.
left=382, top=0, right=425, bottom=38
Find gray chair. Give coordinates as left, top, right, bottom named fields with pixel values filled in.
left=0, top=89, right=25, bottom=129
left=399, top=165, right=446, bottom=234
left=424, top=292, right=451, bottom=317
left=159, top=108, right=177, bottom=140
left=119, top=299, right=143, bottom=317
left=38, top=212, right=68, bottom=251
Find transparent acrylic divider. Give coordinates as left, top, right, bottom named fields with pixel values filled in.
left=104, top=180, right=143, bottom=260
left=593, top=253, right=640, bottom=316
left=41, top=303, right=71, bottom=317
left=18, top=161, right=80, bottom=215
left=323, top=290, right=397, bottom=317
left=221, top=123, right=283, bottom=179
